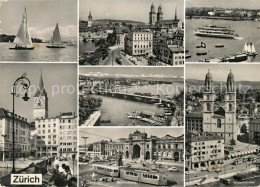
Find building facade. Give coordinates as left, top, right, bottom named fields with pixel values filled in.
left=202, top=70, right=237, bottom=145
left=33, top=73, right=77, bottom=158
left=249, top=119, right=260, bottom=144
left=190, top=135, right=224, bottom=169
left=0, top=108, right=34, bottom=161
left=124, top=31, right=153, bottom=56
left=186, top=111, right=203, bottom=132
left=93, top=131, right=184, bottom=161
left=156, top=44, right=184, bottom=65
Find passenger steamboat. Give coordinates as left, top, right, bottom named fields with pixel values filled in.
left=195, top=25, right=239, bottom=39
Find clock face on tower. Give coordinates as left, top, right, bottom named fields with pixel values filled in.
left=34, top=97, right=45, bottom=108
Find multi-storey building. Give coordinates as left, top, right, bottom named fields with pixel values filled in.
left=33, top=73, right=77, bottom=158
left=190, top=135, right=224, bottom=169
left=186, top=111, right=203, bottom=132
left=202, top=70, right=237, bottom=145
left=156, top=44, right=184, bottom=65
left=124, top=31, right=153, bottom=56
left=249, top=119, right=260, bottom=144
left=92, top=130, right=184, bottom=161
left=0, top=108, right=34, bottom=161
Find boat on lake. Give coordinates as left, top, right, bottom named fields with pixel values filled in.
left=9, top=8, right=34, bottom=50
left=195, top=25, right=238, bottom=39
left=215, top=44, right=224, bottom=48
left=46, top=23, right=65, bottom=48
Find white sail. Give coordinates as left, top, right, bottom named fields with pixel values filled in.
left=243, top=42, right=247, bottom=53
left=13, top=8, right=33, bottom=46
left=252, top=43, right=256, bottom=53
left=52, top=23, right=62, bottom=45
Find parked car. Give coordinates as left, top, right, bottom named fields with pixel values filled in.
left=168, top=167, right=178, bottom=172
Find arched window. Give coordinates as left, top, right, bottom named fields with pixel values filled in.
left=229, top=104, right=232, bottom=111
left=207, top=103, right=211, bottom=111
left=217, top=119, right=221, bottom=128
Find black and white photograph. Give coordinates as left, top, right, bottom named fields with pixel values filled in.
left=185, top=64, right=260, bottom=186
left=79, top=67, right=184, bottom=126
left=0, top=64, right=77, bottom=186
left=79, top=127, right=184, bottom=187
left=79, top=0, right=184, bottom=66
left=0, top=0, right=77, bottom=62
left=185, top=0, right=260, bottom=63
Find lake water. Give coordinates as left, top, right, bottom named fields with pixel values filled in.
left=89, top=84, right=182, bottom=126
left=0, top=42, right=77, bottom=62
left=185, top=19, right=260, bottom=62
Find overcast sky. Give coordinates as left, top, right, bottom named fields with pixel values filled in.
left=186, top=64, right=260, bottom=82
left=79, top=0, right=184, bottom=22
left=186, top=0, right=260, bottom=9
left=0, top=0, right=77, bottom=40
left=0, top=63, right=77, bottom=122
left=80, top=67, right=184, bottom=77
left=79, top=128, right=184, bottom=145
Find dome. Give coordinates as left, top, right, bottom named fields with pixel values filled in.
left=227, top=70, right=235, bottom=92
left=204, top=70, right=213, bottom=92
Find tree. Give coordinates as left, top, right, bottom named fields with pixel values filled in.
left=88, top=144, right=93, bottom=151
left=230, top=139, right=236, bottom=146
left=106, top=32, right=117, bottom=46
left=79, top=96, right=103, bottom=125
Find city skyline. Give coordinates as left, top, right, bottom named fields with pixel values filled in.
left=80, top=67, right=184, bottom=78
left=0, top=0, right=77, bottom=40
left=79, top=0, right=184, bottom=22
left=79, top=128, right=184, bottom=145
left=0, top=63, right=77, bottom=122
left=186, top=0, right=260, bottom=9
left=186, top=64, right=260, bottom=82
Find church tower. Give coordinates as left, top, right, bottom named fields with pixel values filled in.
left=224, top=70, right=237, bottom=143
left=157, top=4, right=163, bottom=24
left=33, top=71, right=48, bottom=120
left=149, top=3, right=156, bottom=25
left=88, top=11, right=93, bottom=27
left=175, top=6, right=178, bottom=20
left=202, top=70, right=215, bottom=132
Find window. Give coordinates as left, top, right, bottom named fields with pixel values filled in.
left=217, top=119, right=221, bottom=128
left=207, top=103, right=211, bottom=111
left=229, top=104, right=232, bottom=111
left=229, top=94, right=232, bottom=100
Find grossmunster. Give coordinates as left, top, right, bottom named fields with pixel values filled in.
left=92, top=130, right=184, bottom=161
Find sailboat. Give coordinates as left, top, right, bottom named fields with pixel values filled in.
left=46, top=23, right=65, bottom=48
left=68, top=40, right=75, bottom=46
left=242, top=42, right=257, bottom=56
left=9, top=8, right=34, bottom=50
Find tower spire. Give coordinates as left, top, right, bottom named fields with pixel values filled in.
left=175, top=6, right=177, bottom=20
left=34, top=70, right=47, bottom=97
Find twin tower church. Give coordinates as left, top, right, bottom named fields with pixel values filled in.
left=202, top=70, right=237, bottom=145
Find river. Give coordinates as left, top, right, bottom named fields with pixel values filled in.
left=185, top=19, right=260, bottom=62
left=89, top=84, right=182, bottom=126
left=0, top=42, right=77, bottom=62
left=79, top=40, right=96, bottom=56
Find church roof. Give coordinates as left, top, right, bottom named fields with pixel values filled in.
left=204, top=70, right=213, bottom=92
left=191, top=135, right=223, bottom=142
left=227, top=70, right=235, bottom=92
left=34, top=72, right=47, bottom=97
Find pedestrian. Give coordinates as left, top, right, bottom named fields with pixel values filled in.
left=64, top=165, right=72, bottom=182
left=92, top=172, right=97, bottom=182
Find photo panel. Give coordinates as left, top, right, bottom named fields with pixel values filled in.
left=185, top=64, right=260, bottom=186
left=79, top=127, right=184, bottom=186
left=79, top=0, right=184, bottom=66
left=79, top=67, right=184, bottom=126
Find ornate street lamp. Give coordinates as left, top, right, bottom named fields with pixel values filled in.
left=11, top=73, right=30, bottom=173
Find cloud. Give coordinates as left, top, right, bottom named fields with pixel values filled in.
left=29, top=24, right=77, bottom=41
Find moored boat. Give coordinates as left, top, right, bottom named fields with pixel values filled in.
left=195, top=25, right=238, bottom=39
left=242, top=42, right=257, bottom=56
left=46, top=23, right=65, bottom=48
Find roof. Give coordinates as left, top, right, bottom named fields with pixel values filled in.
left=34, top=72, right=47, bottom=97
left=191, top=135, right=224, bottom=142
left=0, top=108, right=30, bottom=125
left=186, top=111, right=203, bottom=118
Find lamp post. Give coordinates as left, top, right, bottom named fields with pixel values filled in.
left=82, top=137, right=88, bottom=156
left=11, top=73, right=30, bottom=173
